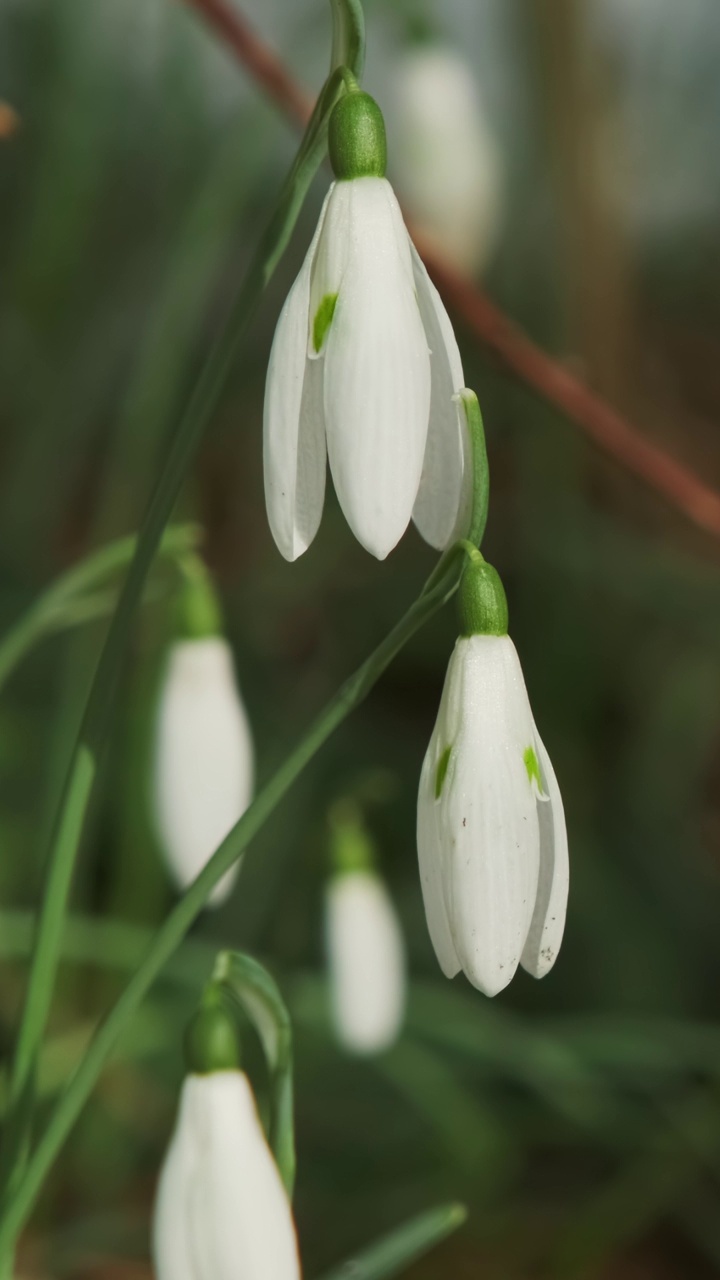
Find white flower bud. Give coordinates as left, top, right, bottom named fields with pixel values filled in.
left=325, top=869, right=406, bottom=1055
left=153, top=637, right=254, bottom=906
left=153, top=1071, right=301, bottom=1280
left=391, top=47, right=503, bottom=277
left=417, top=634, right=568, bottom=997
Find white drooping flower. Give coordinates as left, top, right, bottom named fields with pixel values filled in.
left=154, top=636, right=254, bottom=906
left=391, top=47, right=503, bottom=277
left=264, top=90, right=470, bottom=562
left=153, top=1070, right=301, bottom=1280
left=417, top=563, right=568, bottom=997
left=325, top=868, right=406, bottom=1055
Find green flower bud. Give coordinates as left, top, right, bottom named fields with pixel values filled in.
left=329, top=90, right=387, bottom=180
left=457, top=557, right=508, bottom=637
left=175, top=562, right=222, bottom=640
left=184, top=999, right=241, bottom=1074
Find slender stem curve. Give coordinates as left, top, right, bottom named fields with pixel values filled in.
left=0, top=556, right=460, bottom=1250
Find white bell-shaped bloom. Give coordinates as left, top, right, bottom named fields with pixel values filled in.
left=154, top=637, right=254, bottom=906
left=391, top=47, right=503, bottom=277
left=417, top=634, right=568, bottom=997
left=264, top=176, right=470, bottom=561
left=153, top=1070, right=301, bottom=1280
left=325, top=869, right=406, bottom=1055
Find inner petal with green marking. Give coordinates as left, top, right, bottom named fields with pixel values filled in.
left=523, top=745, right=544, bottom=793
left=435, top=745, right=452, bottom=799
left=313, top=292, right=338, bottom=353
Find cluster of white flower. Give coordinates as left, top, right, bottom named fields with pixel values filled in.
left=152, top=74, right=568, bottom=1280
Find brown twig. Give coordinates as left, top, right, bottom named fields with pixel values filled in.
left=185, top=0, right=720, bottom=541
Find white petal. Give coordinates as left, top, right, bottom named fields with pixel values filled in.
left=325, top=870, right=406, bottom=1054
left=437, top=636, right=540, bottom=996
left=263, top=191, right=331, bottom=560
left=154, top=638, right=254, bottom=907
left=155, top=1073, right=300, bottom=1280
left=323, top=178, right=431, bottom=559
left=308, top=181, right=352, bottom=354
left=410, top=246, right=471, bottom=549
left=520, top=731, right=569, bottom=978
left=417, top=747, right=461, bottom=980
left=153, top=1078, right=197, bottom=1280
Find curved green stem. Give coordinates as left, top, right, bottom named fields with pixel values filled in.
left=212, top=951, right=295, bottom=1195
left=458, top=388, right=490, bottom=549
left=0, top=555, right=461, bottom=1252
left=331, top=0, right=365, bottom=80
left=1, top=46, right=352, bottom=1216
left=0, top=524, right=198, bottom=695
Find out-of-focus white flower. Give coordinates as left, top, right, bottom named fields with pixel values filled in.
left=325, top=869, right=406, bottom=1055
left=417, top=630, right=568, bottom=997
left=264, top=90, right=470, bottom=562
left=391, top=47, right=503, bottom=277
left=154, top=636, right=254, bottom=906
left=153, top=1070, right=301, bottom=1280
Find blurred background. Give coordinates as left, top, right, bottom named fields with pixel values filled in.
left=1, top=0, right=720, bottom=1276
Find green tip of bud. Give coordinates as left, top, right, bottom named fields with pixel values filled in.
left=329, top=90, right=387, bottom=180
left=184, top=999, right=240, bottom=1074
left=175, top=562, right=222, bottom=640
left=328, top=799, right=375, bottom=875
left=457, top=558, right=508, bottom=637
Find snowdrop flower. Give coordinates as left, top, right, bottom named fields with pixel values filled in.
left=153, top=1007, right=300, bottom=1280
left=391, top=46, right=503, bottom=277
left=417, top=558, right=569, bottom=997
left=326, top=865, right=406, bottom=1055
left=154, top=574, right=254, bottom=906
left=264, top=88, right=470, bottom=562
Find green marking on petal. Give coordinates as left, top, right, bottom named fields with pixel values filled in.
left=435, top=745, right=452, bottom=799
left=523, top=745, right=543, bottom=792
left=313, top=292, right=338, bottom=353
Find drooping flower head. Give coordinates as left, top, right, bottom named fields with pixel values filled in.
left=264, top=87, right=470, bottom=561
left=153, top=565, right=254, bottom=906
left=153, top=1003, right=301, bottom=1280
left=417, top=557, right=569, bottom=996
left=325, top=803, right=405, bottom=1055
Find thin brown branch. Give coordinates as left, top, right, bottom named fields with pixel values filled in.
left=184, top=0, right=720, bottom=542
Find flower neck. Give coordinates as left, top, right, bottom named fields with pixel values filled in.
left=329, top=89, right=387, bottom=180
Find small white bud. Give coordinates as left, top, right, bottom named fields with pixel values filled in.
left=153, top=636, right=254, bottom=906
left=391, top=47, right=503, bottom=277
left=153, top=1071, right=301, bottom=1280
left=325, top=869, right=406, bottom=1055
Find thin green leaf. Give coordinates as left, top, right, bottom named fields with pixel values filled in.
left=315, top=1203, right=467, bottom=1280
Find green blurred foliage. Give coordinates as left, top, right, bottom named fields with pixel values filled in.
left=1, top=0, right=720, bottom=1277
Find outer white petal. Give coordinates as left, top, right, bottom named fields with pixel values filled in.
left=154, top=638, right=254, bottom=907
left=153, top=1078, right=197, bottom=1280
left=154, top=1073, right=301, bottom=1280
left=417, top=664, right=463, bottom=980
left=436, top=636, right=540, bottom=996
left=325, top=870, right=406, bottom=1055
left=323, top=177, right=431, bottom=559
left=520, top=731, right=569, bottom=978
left=263, top=190, right=331, bottom=561
left=410, top=245, right=470, bottom=549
